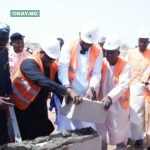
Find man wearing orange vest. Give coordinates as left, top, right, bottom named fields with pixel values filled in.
left=128, top=31, right=150, bottom=148
left=96, top=35, right=131, bottom=150
left=12, top=38, right=82, bottom=140
left=58, top=21, right=103, bottom=131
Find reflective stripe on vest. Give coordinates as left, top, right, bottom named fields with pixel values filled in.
left=68, top=66, right=76, bottom=73
left=68, top=39, right=100, bottom=83
left=12, top=84, right=31, bottom=104
left=16, top=77, right=38, bottom=95
left=12, top=52, right=57, bottom=110
left=100, top=57, right=129, bottom=109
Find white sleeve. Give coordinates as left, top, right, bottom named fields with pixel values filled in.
left=89, top=48, right=103, bottom=89
left=107, top=64, right=130, bottom=103
left=58, top=42, right=71, bottom=86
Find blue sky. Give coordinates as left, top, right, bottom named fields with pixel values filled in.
left=0, top=0, right=150, bottom=47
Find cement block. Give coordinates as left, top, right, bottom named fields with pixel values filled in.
left=60, top=98, right=107, bottom=124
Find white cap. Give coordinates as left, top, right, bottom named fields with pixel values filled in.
left=40, top=38, right=60, bottom=59
left=103, top=35, right=121, bottom=50
left=99, top=36, right=106, bottom=43
left=80, top=21, right=100, bottom=44
left=138, top=30, right=150, bottom=39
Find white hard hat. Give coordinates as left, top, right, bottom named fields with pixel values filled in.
left=99, top=36, right=106, bottom=43
left=103, top=35, right=121, bottom=50
left=80, top=21, right=100, bottom=44
left=40, top=38, right=60, bottom=59
left=138, top=30, right=150, bottom=39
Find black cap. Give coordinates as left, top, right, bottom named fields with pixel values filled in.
left=10, top=32, right=25, bottom=42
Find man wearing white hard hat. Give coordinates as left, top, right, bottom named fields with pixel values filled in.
left=128, top=30, right=150, bottom=148
left=96, top=35, right=131, bottom=149
left=12, top=38, right=82, bottom=140
left=58, top=21, right=103, bottom=131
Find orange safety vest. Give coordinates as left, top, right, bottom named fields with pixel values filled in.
left=12, top=52, right=58, bottom=110
left=68, top=39, right=100, bottom=82
left=146, top=81, right=150, bottom=103
left=128, top=49, right=150, bottom=83
left=128, top=48, right=150, bottom=102
left=100, top=57, right=129, bottom=109
left=145, top=91, right=150, bottom=103
left=50, top=60, right=58, bottom=80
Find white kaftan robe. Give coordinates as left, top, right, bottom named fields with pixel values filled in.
left=57, top=40, right=103, bottom=131
left=96, top=61, right=131, bottom=145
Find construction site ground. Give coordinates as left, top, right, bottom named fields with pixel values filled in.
left=48, top=100, right=149, bottom=150
left=48, top=106, right=116, bottom=150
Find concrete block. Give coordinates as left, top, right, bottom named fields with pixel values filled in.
left=60, top=98, right=107, bottom=124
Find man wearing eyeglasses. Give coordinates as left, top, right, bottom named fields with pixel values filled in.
left=58, top=21, right=103, bottom=131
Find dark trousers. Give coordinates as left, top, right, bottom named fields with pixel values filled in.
left=15, top=106, right=54, bottom=140
left=0, top=110, right=8, bottom=145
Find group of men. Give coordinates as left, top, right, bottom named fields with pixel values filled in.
left=0, top=22, right=78, bottom=143
left=0, top=21, right=149, bottom=150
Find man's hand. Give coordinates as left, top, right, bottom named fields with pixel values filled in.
left=101, top=96, right=112, bottom=111
left=0, top=97, right=14, bottom=110
left=85, top=87, right=96, bottom=100
left=66, top=87, right=83, bottom=105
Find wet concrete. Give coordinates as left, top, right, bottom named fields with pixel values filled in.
left=0, top=127, right=101, bottom=150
